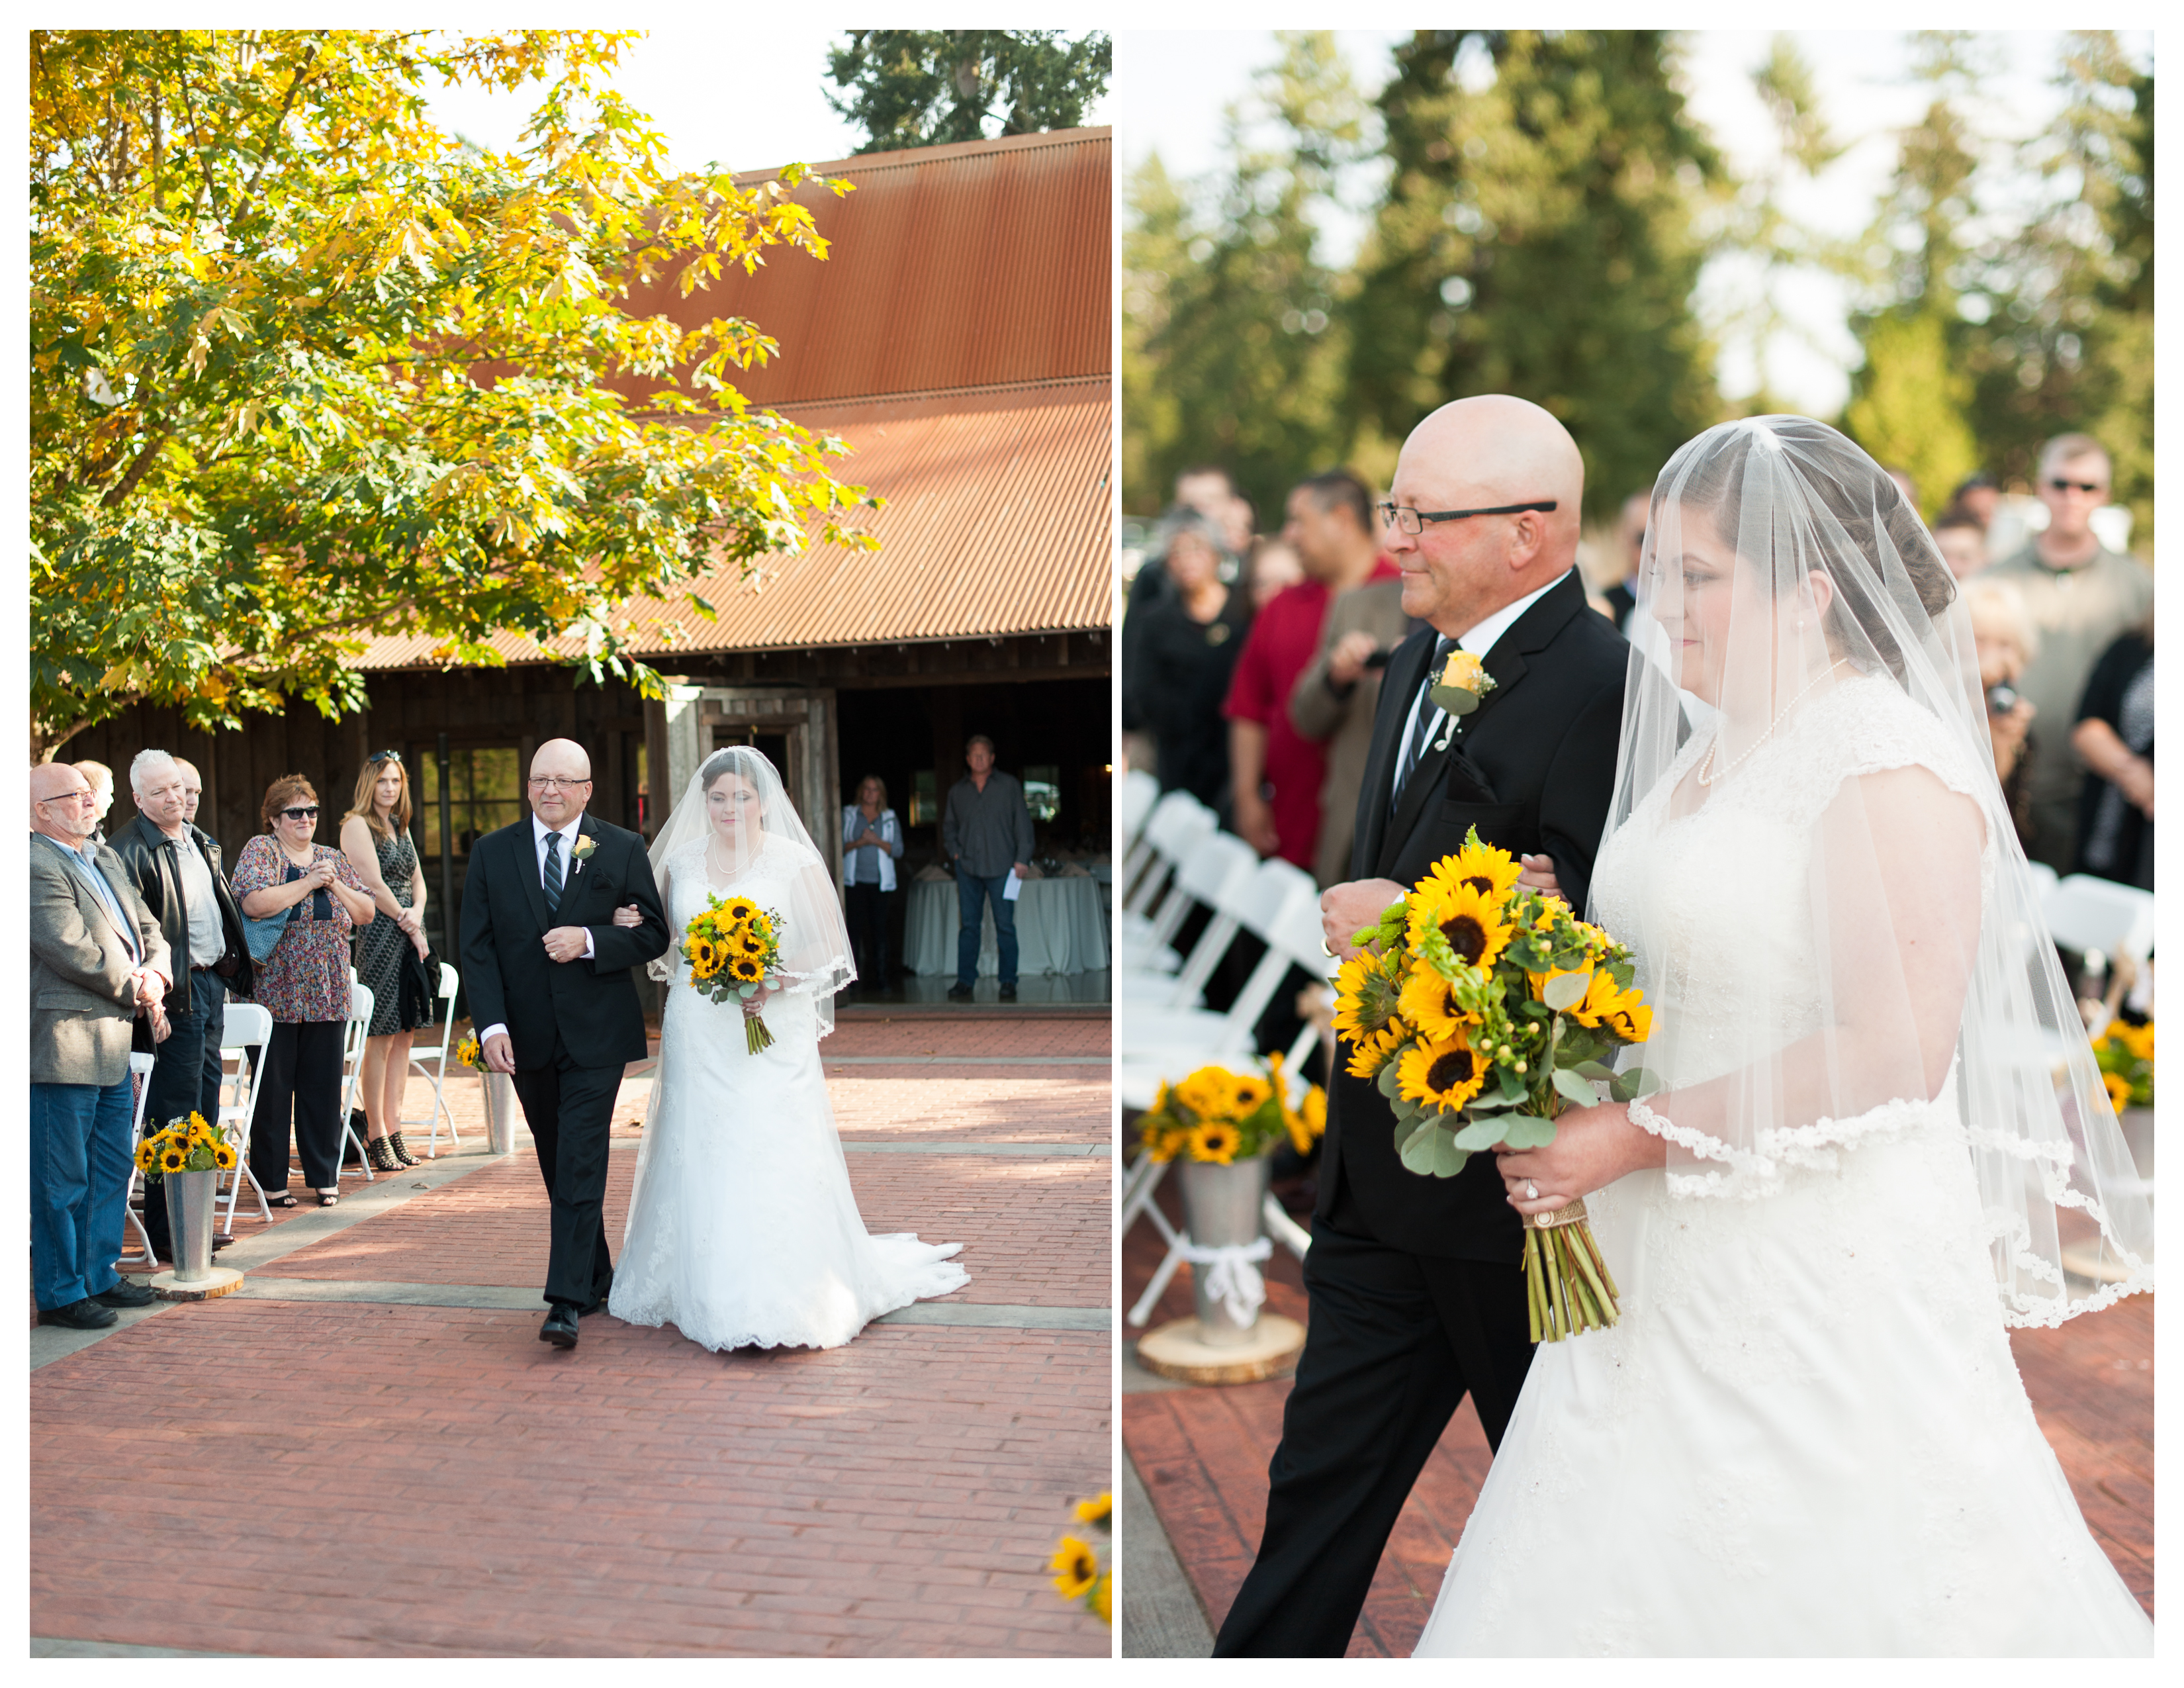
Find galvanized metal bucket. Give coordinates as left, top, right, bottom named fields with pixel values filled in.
left=162, top=1168, right=220, bottom=1284
left=482, top=1070, right=521, bottom=1156
left=1177, top=1155, right=1273, bottom=1346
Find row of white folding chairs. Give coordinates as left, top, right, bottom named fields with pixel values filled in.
left=338, top=963, right=467, bottom=1178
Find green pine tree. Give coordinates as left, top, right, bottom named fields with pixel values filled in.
left=824, top=30, right=1109, bottom=154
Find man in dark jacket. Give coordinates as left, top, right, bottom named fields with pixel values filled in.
left=109, top=749, right=254, bottom=1259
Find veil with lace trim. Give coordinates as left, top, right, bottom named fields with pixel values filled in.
left=644, top=745, right=856, bottom=1038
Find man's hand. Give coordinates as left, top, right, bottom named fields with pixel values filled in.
left=482, top=1032, right=516, bottom=1075
left=1234, top=790, right=1279, bottom=857
left=133, top=968, right=166, bottom=1009
left=542, top=925, right=590, bottom=964
left=1518, top=853, right=1563, bottom=901
left=1320, top=878, right=1406, bottom=962
left=1013, top=861, right=1032, bottom=879
left=1327, top=630, right=1380, bottom=690
left=1495, top=1101, right=1664, bottom=1215
left=148, top=1002, right=172, bottom=1045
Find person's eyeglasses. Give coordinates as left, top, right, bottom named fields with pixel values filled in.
left=33, top=791, right=91, bottom=807
left=280, top=806, right=320, bottom=820
left=2048, top=478, right=2107, bottom=496
left=1377, top=499, right=1559, bottom=536
left=368, top=749, right=403, bottom=766
left=527, top=776, right=590, bottom=791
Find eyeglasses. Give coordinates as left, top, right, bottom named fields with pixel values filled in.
left=33, top=790, right=92, bottom=807
left=1377, top=499, right=1558, bottom=536
left=527, top=776, right=591, bottom=791
left=367, top=749, right=403, bottom=766
left=2048, top=478, right=2107, bottom=496
left=280, top=806, right=320, bottom=820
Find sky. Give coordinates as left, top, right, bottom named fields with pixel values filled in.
left=1112, top=29, right=2149, bottom=418
left=424, top=25, right=1111, bottom=177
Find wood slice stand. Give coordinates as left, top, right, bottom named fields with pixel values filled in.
left=1136, top=1313, right=1305, bottom=1385
left=148, top=1266, right=246, bottom=1302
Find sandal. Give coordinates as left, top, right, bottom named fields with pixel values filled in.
left=266, top=1192, right=298, bottom=1209
left=316, top=1189, right=341, bottom=1208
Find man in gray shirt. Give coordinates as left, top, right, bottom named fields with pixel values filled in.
left=1983, top=433, right=2154, bottom=872
left=940, top=735, right=1035, bottom=1002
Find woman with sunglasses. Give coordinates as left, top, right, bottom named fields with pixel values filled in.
left=340, top=751, right=435, bottom=1170
left=232, top=775, right=377, bottom=1207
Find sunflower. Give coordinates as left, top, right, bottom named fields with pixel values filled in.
left=1189, top=1120, right=1242, bottom=1164
left=1331, top=951, right=1402, bottom=1045
left=159, top=1148, right=187, bottom=1174
left=1398, top=964, right=1475, bottom=1043
left=1075, top=1491, right=1113, bottom=1526
left=1430, top=838, right=1523, bottom=906
left=1397, top=1027, right=1488, bottom=1113
left=1091, top=1572, right=1112, bottom=1623
left=1568, top=970, right=1653, bottom=1043
left=1176, top=1068, right=1232, bottom=1119
left=1408, top=878, right=1514, bottom=974
left=135, top=1141, right=159, bottom=1173
left=1050, top=1536, right=1099, bottom=1600
left=1226, top=1074, right=1272, bottom=1115
left=690, top=935, right=718, bottom=968
left=2101, top=1071, right=2132, bottom=1115
left=1344, top=1021, right=1408, bottom=1080
left=728, top=955, right=763, bottom=983
left=214, top=1143, right=238, bottom=1170
left=721, top=896, right=758, bottom=923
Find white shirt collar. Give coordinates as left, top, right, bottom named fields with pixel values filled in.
left=1453, top=567, right=1572, bottom=659
left=531, top=812, right=584, bottom=846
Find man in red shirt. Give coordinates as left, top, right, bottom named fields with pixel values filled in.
left=1224, top=471, right=1398, bottom=868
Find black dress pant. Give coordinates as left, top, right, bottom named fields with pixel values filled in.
left=512, top=1045, right=620, bottom=1309
left=1211, top=1219, right=1535, bottom=1658
left=248, top=1018, right=345, bottom=1195
left=845, top=881, right=890, bottom=987
left=143, top=970, right=228, bottom=1255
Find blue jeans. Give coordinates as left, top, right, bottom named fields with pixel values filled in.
left=30, top=1077, right=136, bottom=1309
left=955, top=870, right=1019, bottom=988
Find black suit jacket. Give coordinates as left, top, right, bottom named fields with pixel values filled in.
left=1316, top=570, right=1628, bottom=1262
left=108, top=814, right=255, bottom=1000
left=459, top=814, right=670, bottom=1074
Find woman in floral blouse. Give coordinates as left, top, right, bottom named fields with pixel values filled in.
left=232, top=775, right=377, bottom=1207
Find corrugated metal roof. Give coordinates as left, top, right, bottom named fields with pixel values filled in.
left=616, top=126, right=1111, bottom=406
left=355, top=376, right=1111, bottom=669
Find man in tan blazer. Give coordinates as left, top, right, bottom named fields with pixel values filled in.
left=1288, top=577, right=1417, bottom=888
left=31, top=761, right=172, bottom=1328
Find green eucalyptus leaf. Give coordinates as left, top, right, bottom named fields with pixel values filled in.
left=1398, top=1121, right=1441, bottom=1174
left=1452, top=1115, right=1508, bottom=1151
left=1541, top=970, right=1592, bottom=1011
left=1377, top=1058, right=1404, bottom=1100
left=1432, top=1127, right=1472, bottom=1178
left=1608, top=1072, right=1634, bottom=1104
left=1621, top=1065, right=1662, bottom=1099
left=1499, top=1113, right=1559, bottom=1150
left=1552, top=1068, right=1600, bottom=1107
left=1575, top=1059, right=1619, bottom=1083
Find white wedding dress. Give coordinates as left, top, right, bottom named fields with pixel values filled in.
left=1415, top=677, right=2152, bottom=1655
left=609, top=832, right=968, bottom=1350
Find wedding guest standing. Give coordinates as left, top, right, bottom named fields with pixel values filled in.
left=1289, top=573, right=1416, bottom=888
left=173, top=758, right=205, bottom=826
left=1983, top=432, right=2153, bottom=870
left=2072, top=620, right=2154, bottom=891
left=232, top=776, right=376, bottom=1208
left=941, top=737, right=1034, bottom=1004
left=1129, top=510, right=1252, bottom=815
left=841, top=774, right=903, bottom=996
left=30, top=761, right=171, bottom=1327
left=1962, top=577, right=2042, bottom=857
left=109, top=750, right=254, bottom=1260
left=340, top=752, right=435, bottom=1171
left=73, top=759, right=116, bottom=845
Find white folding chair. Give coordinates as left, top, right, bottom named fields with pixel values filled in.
left=1118, top=769, right=1160, bottom=857
left=1117, top=831, right=1261, bottom=1002
left=2042, top=874, right=2156, bottom=970
left=336, top=982, right=375, bottom=1184
left=407, top=962, right=464, bottom=1158
left=1122, top=791, right=1216, bottom=925
left=216, top=1002, right=275, bottom=1233
left=118, top=1051, right=160, bottom=1267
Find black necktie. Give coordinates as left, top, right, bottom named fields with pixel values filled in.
left=543, top=830, right=563, bottom=917
left=1396, top=637, right=1458, bottom=804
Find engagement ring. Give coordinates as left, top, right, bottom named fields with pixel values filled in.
left=1525, top=1181, right=1539, bottom=1200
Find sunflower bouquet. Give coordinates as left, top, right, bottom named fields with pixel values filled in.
left=1135, top=1052, right=1327, bottom=1166
left=1050, top=1491, right=1112, bottom=1625
left=1332, top=828, right=1658, bottom=1342
left=455, top=1034, right=483, bottom=1070
left=681, top=892, right=784, bottom=1054
left=134, top=1111, right=237, bottom=1180
left=2094, top=1018, right=2153, bottom=1113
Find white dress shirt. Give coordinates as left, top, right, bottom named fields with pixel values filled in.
left=479, top=813, right=596, bottom=1048
left=1390, top=568, right=1573, bottom=802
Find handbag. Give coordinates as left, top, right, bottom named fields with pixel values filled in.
left=242, top=904, right=291, bottom=961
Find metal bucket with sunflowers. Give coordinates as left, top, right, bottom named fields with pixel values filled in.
left=1332, top=829, right=1658, bottom=1342
left=679, top=892, right=784, bottom=1054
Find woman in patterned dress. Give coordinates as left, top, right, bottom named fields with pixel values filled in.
left=232, top=775, right=377, bottom=1207
left=340, top=751, right=435, bottom=1171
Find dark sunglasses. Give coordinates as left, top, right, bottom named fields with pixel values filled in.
left=280, top=805, right=320, bottom=820
left=367, top=749, right=403, bottom=765
left=2048, top=478, right=2107, bottom=495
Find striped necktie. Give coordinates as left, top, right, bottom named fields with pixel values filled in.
left=543, top=830, right=564, bottom=917
left=1395, top=637, right=1458, bottom=804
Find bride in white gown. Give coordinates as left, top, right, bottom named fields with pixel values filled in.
left=608, top=746, right=968, bottom=1350
left=1415, top=417, right=2153, bottom=1656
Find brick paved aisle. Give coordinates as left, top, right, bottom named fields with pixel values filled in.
left=1122, top=1171, right=2154, bottom=1656
left=32, top=1013, right=1113, bottom=1658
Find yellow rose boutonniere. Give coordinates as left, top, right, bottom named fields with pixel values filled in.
left=569, top=833, right=598, bottom=867
left=1430, top=647, right=1497, bottom=717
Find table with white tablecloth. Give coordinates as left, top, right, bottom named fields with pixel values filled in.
left=903, top=874, right=1111, bottom=977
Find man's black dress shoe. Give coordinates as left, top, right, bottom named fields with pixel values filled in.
left=539, top=1304, right=580, bottom=1348
left=95, top=1280, right=157, bottom=1308
left=946, top=984, right=976, bottom=1001
left=42, top=1298, right=118, bottom=1329
left=997, top=983, right=1017, bottom=1002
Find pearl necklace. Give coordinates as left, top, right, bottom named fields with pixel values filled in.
left=1696, top=657, right=1850, bottom=788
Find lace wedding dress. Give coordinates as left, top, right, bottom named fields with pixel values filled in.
left=609, top=831, right=968, bottom=1350
left=1414, top=677, right=2152, bottom=1655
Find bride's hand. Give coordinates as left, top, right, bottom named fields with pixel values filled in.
left=611, top=902, right=644, bottom=929
left=1496, top=1101, right=1666, bottom=1217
